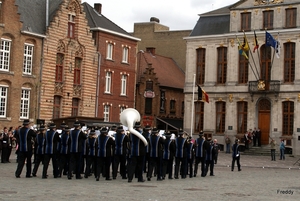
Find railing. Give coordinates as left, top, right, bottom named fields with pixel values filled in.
left=248, top=80, right=280, bottom=93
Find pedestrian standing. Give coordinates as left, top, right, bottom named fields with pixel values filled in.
left=225, top=135, right=231, bottom=154
left=257, top=128, right=261, bottom=147
left=270, top=139, right=276, bottom=161
left=231, top=139, right=241, bottom=172
left=279, top=139, right=285, bottom=160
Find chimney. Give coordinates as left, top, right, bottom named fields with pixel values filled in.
left=150, top=17, right=160, bottom=23
left=94, top=3, right=102, bottom=14
left=146, top=47, right=156, bottom=55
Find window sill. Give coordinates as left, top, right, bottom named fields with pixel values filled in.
left=0, top=117, right=11, bottom=121
left=0, top=71, right=14, bottom=75
left=23, top=74, right=36, bottom=78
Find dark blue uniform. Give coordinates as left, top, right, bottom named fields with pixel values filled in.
left=14, top=124, right=36, bottom=178
left=59, top=129, right=71, bottom=177
left=68, top=128, right=87, bottom=179
left=147, top=134, right=164, bottom=180
left=174, top=135, right=188, bottom=179
left=43, top=129, right=60, bottom=178
left=194, top=136, right=209, bottom=177
left=32, top=130, right=45, bottom=176
left=96, top=133, right=114, bottom=180
left=113, top=131, right=129, bottom=179
left=162, top=136, right=175, bottom=179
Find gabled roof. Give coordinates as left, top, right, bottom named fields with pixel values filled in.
left=190, top=2, right=237, bottom=36
left=82, top=2, right=132, bottom=38
left=137, top=51, right=185, bottom=90
left=15, top=0, right=63, bottom=35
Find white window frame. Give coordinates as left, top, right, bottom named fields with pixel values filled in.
left=121, top=74, right=127, bottom=96
left=104, top=105, right=110, bottom=122
left=0, top=85, right=8, bottom=117
left=122, top=46, right=129, bottom=63
left=20, top=88, right=31, bottom=119
left=106, top=43, right=113, bottom=60
left=105, top=71, right=112, bottom=93
left=0, top=38, right=11, bottom=72
left=23, top=43, right=34, bottom=75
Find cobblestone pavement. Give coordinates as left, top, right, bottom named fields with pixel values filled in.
left=0, top=152, right=299, bottom=201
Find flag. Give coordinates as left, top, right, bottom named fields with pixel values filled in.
left=253, top=30, right=259, bottom=53
left=275, top=33, right=280, bottom=59
left=265, top=31, right=276, bottom=48
left=197, top=85, right=209, bottom=103
left=236, top=37, right=248, bottom=59
left=242, top=32, right=250, bottom=52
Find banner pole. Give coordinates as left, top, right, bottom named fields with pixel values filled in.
left=190, top=74, right=196, bottom=138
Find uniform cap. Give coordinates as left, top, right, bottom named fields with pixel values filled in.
left=49, top=123, right=56, bottom=128
left=23, top=119, right=31, bottom=125
left=74, top=120, right=81, bottom=127
left=117, top=126, right=124, bottom=132
left=60, top=121, right=67, bottom=128
left=134, top=122, right=141, bottom=128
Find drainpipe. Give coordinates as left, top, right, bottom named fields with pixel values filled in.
left=46, top=0, right=49, bottom=27
left=95, top=52, right=101, bottom=117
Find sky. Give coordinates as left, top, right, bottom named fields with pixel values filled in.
left=82, top=0, right=239, bottom=32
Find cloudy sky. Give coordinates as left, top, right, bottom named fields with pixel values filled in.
left=82, top=0, right=239, bottom=32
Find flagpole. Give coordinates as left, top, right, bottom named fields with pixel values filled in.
left=190, top=74, right=196, bottom=138
left=255, top=33, right=262, bottom=80
left=245, top=31, right=260, bottom=80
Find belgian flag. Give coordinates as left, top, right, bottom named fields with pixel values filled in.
left=197, top=85, right=209, bottom=103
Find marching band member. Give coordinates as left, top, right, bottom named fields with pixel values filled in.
left=113, top=126, right=130, bottom=179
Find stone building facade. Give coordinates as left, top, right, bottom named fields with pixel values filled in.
left=184, top=0, right=300, bottom=155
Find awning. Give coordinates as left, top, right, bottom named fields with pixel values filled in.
left=156, top=117, right=183, bottom=130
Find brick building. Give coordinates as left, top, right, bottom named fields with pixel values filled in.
left=0, top=0, right=44, bottom=129
left=40, top=0, right=98, bottom=125
left=83, top=3, right=140, bottom=124
left=136, top=48, right=185, bottom=131
left=133, top=17, right=191, bottom=72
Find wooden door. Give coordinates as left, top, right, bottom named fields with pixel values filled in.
left=258, top=111, right=270, bottom=145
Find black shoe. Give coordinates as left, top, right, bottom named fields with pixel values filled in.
left=238, top=169, right=241, bottom=171
left=193, top=174, right=196, bottom=177
left=32, top=173, right=36, bottom=177
left=138, top=179, right=145, bottom=182
left=174, top=177, right=179, bottom=179
left=157, top=178, right=163, bottom=181
left=201, top=174, right=206, bottom=177
left=210, top=174, right=214, bottom=176
left=26, top=175, right=32, bottom=178
left=168, top=177, right=173, bottom=179
left=42, top=176, right=47, bottom=179
left=231, top=169, right=234, bottom=171
left=147, top=178, right=151, bottom=181
left=16, top=175, right=20, bottom=178
left=96, top=177, right=99, bottom=181
left=113, top=177, right=116, bottom=180
left=128, top=180, right=132, bottom=183
left=106, top=178, right=112, bottom=181
left=122, top=177, right=127, bottom=179
left=84, top=175, right=88, bottom=178
left=76, top=176, right=83, bottom=179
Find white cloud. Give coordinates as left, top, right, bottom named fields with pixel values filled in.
left=82, top=0, right=238, bottom=32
